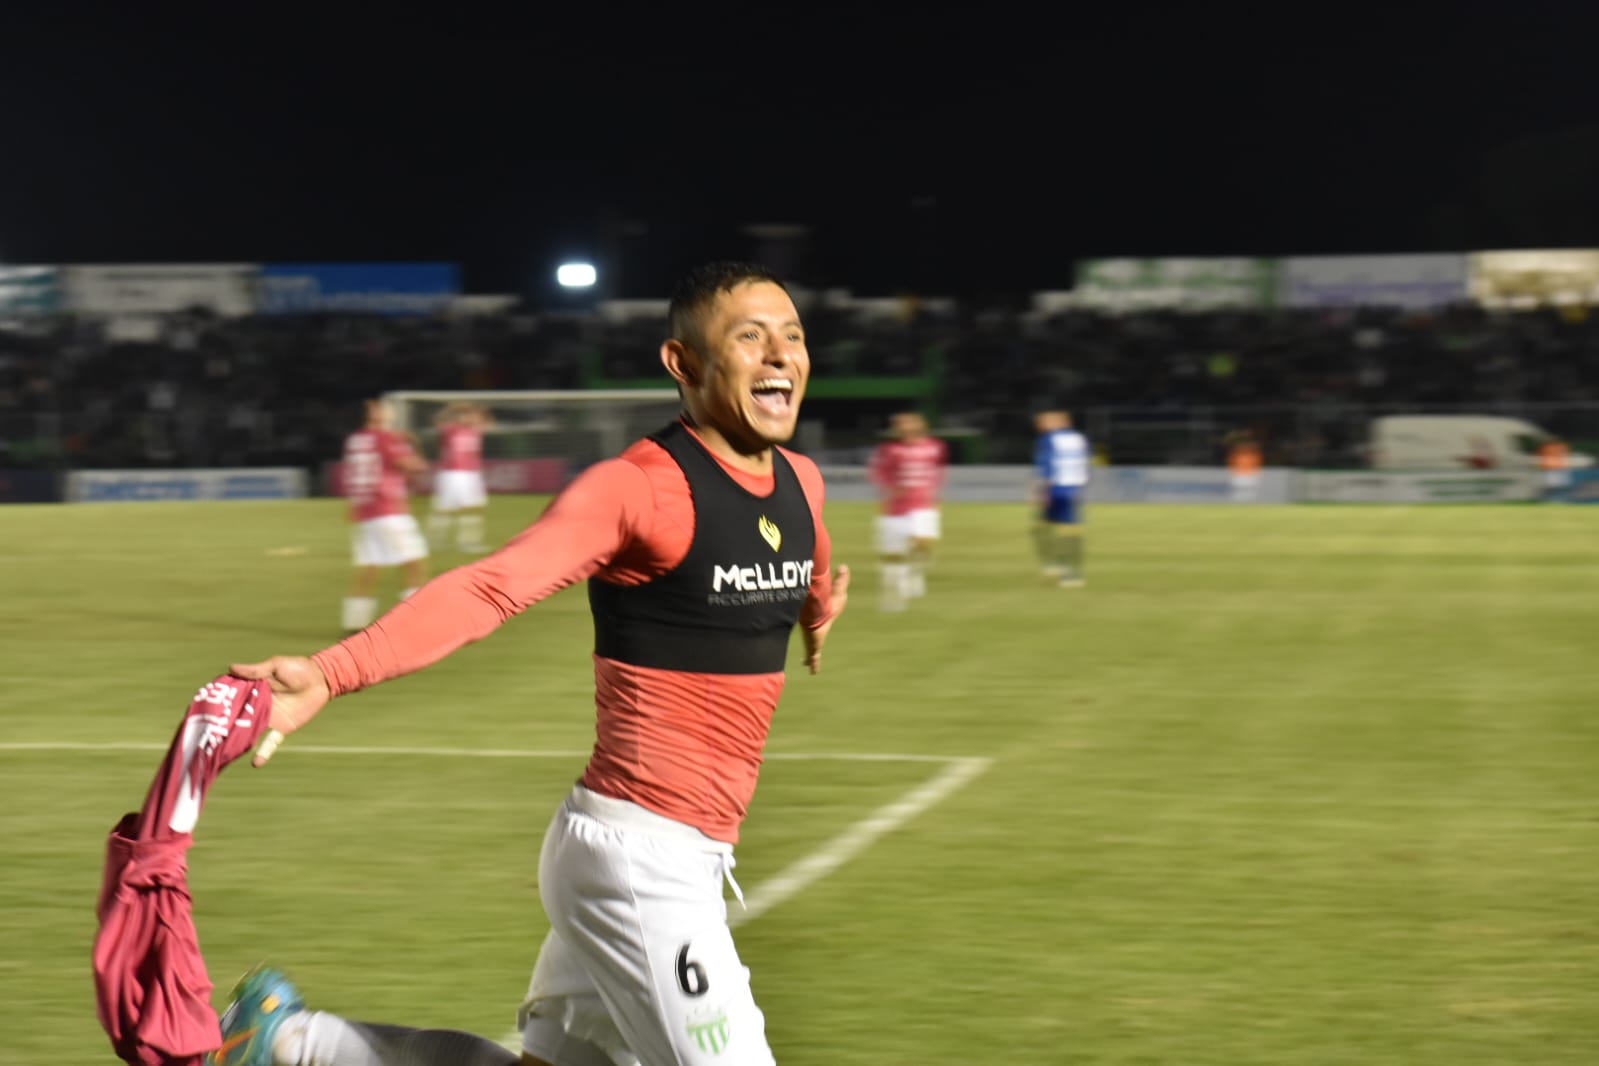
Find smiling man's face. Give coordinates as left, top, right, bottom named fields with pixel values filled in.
left=664, top=279, right=809, bottom=466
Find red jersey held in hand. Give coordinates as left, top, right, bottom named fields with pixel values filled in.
left=93, top=676, right=273, bottom=1066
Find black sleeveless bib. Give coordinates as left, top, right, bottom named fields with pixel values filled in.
left=589, top=421, right=817, bottom=674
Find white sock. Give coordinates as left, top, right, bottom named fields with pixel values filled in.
left=882, top=563, right=909, bottom=608
left=398, top=587, right=419, bottom=601
left=456, top=513, right=484, bottom=550
left=341, top=597, right=377, bottom=631
left=899, top=565, right=918, bottom=599
left=908, top=560, right=927, bottom=597
left=270, top=1010, right=311, bottom=1065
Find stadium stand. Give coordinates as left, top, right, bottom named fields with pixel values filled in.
left=3, top=298, right=1599, bottom=476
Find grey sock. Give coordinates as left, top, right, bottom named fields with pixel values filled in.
left=291, top=1012, right=518, bottom=1066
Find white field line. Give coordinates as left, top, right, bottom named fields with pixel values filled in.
left=12, top=740, right=992, bottom=920
left=731, top=755, right=992, bottom=926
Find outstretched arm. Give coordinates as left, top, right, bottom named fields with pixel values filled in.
left=232, top=458, right=654, bottom=763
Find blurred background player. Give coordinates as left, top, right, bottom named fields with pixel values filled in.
left=1033, top=408, right=1090, bottom=587
left=341, top=398, right=430, bottom=631
left=1226, top=428, right=1263, bottom=503
left=1538, top=435, right=1571, bottom=502
left=868, top=410, right=948, bottom=610
left=428, top=400, right=494, bottom=552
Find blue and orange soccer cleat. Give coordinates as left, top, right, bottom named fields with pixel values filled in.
left=206, top=965, right=305, bottom=1066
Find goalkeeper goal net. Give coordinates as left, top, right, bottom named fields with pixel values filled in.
left=382, top=388, right=682, bottom=474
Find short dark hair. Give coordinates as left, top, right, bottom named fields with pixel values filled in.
left=667, top=261, right=787, bottom=349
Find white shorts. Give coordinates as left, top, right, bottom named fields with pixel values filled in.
left=433, top=469, right=488, bottom=512
left=875, top=509, right=940, bottom=555
left=519, top=787, right=773, bottom=1066
left=350, top=514, right=428, bottom=567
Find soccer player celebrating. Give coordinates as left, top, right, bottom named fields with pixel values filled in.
left=340, top=398, right=431, bottom=632
left=214, top=262, right=850, bottom=1066
left=868, top=410, right=948, bottom=610
left=1033, top=407, right=1090, bottom=587
left=428, top=400, right=493, bottom=553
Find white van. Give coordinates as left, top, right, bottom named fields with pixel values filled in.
left=1369, top=415, right=1594, bottom=471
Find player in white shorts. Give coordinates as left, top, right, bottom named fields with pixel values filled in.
left=429, top=401, right=493, bottom=553
left=875, top=507, right=941, bottom=555
left=433, top=468, right=488, bottom=512
left=868, top=411, right=948, bottom=610
left=212, top=263, right=851, bottom=1066
left=519, top=787, right=769, bottom=1066
left=339, top=399, right=430, bottom=631
left=350, top=514, right=429, bottom=569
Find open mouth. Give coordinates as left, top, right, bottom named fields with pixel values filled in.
left=751, top=378, right=794, bottom=414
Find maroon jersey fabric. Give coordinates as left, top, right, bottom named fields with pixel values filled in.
left=437, top=422, right=484, bottom=472
left=342, top=428, right=420, bottom=521
left=869, top=437, right=948, bottom=515
left=93, top=677, right=273, bottom=1066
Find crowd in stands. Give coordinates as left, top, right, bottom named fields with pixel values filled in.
left=3, top=297, right=1599, bottom=471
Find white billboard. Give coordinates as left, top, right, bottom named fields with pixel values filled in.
left=1468, top=249, right=1599, bottom=308
left=62, top=264, right=257, bottom=316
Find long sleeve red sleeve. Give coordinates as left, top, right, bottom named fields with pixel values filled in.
left=314, top=458, right=655, bottom=696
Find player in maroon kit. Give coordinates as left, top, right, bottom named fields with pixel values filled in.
left=340, top=398, right=431, bottom=632
left=210, top=263, right=851, bottom=1066
left=428, top=400, right=493, bottom=553
left=868, top=410, right=948, bottom=610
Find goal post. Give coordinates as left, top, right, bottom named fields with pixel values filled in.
left=382, top=388, right=682, bottom=478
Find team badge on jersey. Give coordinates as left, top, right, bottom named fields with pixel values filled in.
left=758, top=515, right=781, bottom=552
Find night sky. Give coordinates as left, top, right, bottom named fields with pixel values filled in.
left=5, top=3, right=1599, bottom=302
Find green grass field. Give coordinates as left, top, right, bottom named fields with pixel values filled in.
left=3, top=496, right=1597, bottom=1065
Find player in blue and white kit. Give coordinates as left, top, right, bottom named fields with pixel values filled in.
left=1033, top=409, right=1090, bottom=587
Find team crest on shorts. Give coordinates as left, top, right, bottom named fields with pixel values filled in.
left=686, top=1010, right=731, bottom=1055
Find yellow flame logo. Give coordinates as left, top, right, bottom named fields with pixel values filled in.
left=758, top=516, right=781, bottom=552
